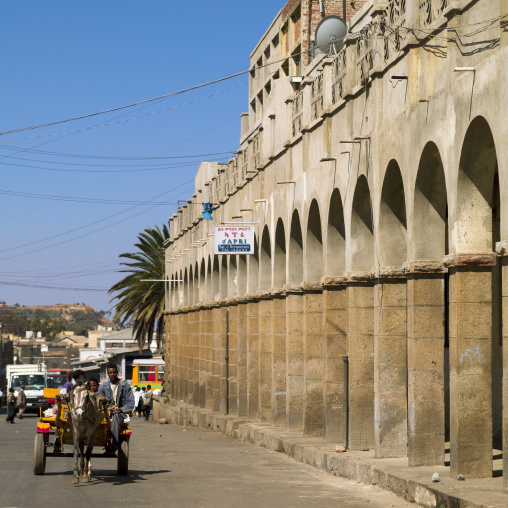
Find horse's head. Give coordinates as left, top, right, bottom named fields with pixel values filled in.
left=72, top=385, right=91, bottom=419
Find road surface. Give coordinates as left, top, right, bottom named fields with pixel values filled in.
left=0, top=407, right=416, bottom=507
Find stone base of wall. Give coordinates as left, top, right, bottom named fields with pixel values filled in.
left=153, top=400, right=503, bottom=508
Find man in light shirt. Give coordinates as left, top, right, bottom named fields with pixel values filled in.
left=98, top=364, right=135, bottom=452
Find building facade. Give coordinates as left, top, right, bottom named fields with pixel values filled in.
left=163, top=0, right=508, bottom=490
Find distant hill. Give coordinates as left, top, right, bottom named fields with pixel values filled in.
left=0, top=302, right=116, bottom=339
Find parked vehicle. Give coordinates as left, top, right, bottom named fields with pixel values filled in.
left=131, top=358, right=164, bottom=390
left=6, top=363, right=49, bottom=413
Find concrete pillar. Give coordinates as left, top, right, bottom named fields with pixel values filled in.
left=237, top=302, right=248, bottom=417
left=286, top=291, right=305, bottom=432
left=247, top=300, right=260, bottom=419
left=228, top=304, right=239, bottom=415
left=323, top=282, right=348, bottom=444
left=448, top=254, right=495, bottom=478
left=259, top=298, right=273, bottom=423
left=407, top=265, right=446, bottom=466
left=347, top=277, right=375, bottom=450
left=374, top=274, right=407, bottom=458
left=211, top=306, right=222, bottom=412
left=205, top=309, right=214, bottom=410
left=304, top=289, right=324, bottom=437
left=272, top=295, right=287, bottom=427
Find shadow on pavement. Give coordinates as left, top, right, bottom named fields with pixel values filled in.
left=43, top=469, right=172, bottom=486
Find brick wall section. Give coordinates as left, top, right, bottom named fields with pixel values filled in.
left=280, top=0, right=368, bottom=69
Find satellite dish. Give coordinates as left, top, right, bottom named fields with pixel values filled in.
left=314, top=15, right=348, bottom=57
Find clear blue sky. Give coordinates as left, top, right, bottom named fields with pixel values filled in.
left=0, top=1, right=283, bottom=313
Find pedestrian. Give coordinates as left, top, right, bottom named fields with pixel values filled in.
left=142, top=385, right=153, bottom=421
left=6, top=388, right=16, bottom=424
left=16, top=385, right=26, bottom=419
left=132, top=386, right=141, bottom=416
left=137, top=387, right=146, bottom=417
left=88, top=378, right=99, bottom=393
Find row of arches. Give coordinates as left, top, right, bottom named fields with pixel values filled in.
left=168, top=116, right=499, bottom=307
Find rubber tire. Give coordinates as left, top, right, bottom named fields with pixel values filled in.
left=117, top=438, right=129, bottom=475
left=33, top=433, right=46, bottom=475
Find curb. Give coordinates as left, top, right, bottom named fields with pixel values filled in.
left=153, top=400, right=505, bottom=508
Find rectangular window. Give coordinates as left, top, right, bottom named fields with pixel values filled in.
left=138, top=366, right=156, bottom=382
left=157, top=366, right=165, bottom=382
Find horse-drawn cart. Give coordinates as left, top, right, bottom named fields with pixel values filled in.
left=33, top=388, right=131, bottom=478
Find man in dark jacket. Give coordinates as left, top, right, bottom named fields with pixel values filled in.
left=98, top=364, right=135, bottom=451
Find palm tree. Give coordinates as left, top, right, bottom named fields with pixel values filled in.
left=109, top=224, right=169, bottom=350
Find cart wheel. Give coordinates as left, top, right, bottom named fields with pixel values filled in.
left=117, top=438, right=129, bottom=475
left=33, top=434, right=46, bottom=475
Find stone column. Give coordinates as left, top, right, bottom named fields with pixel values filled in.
left=187, top=311, right=194, bottom=403
left=205, top=308, right=214, bottom=410
left=272, top=294, right=287, bottom=427
left=228, top=304, right=239, bottom=415
left=374, top=271, right=408, bottom=458
left=179, top=312, right=186, bottom=401
left=286, top=290, right=305, bottom=432
left=304, top=288, right=325, bottom=437
left=323, top=280, right=348, bottom=444
left=499, top=243, right=508, bottom=492
left=347, top=276, right=375, bottom=450
left=407, top=263, right=446, bottom=466
left=219, top=305, right=228, bottom=414
left=168, top=313, right=177, bottom=400
left=247, top=300, right=260, bottom=419
left=448, top=254, right=495, bottom=478
left=211, top=305, right=222, bottom=412
left=163, top=313, right=171, bottom=393
left=237, top=302, right=248, bottom=417
left=259, top=297, right=273, bottom=423
left=192, top=309, right=200, bottom=406
left=199, top=308, right=206, bottom=409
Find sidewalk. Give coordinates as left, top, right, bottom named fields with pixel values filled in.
left=153, top=399, right=507, bottom=508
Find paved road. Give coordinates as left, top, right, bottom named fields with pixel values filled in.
left=0, top=407, right=416, bottom=508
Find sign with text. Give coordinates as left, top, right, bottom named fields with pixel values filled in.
left=214, top=225, right=254, bottom=254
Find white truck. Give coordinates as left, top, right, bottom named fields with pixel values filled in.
left=6, top=364, right=49, bottom=414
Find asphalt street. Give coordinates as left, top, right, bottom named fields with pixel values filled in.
left=0, top=406, right=416, bottom=508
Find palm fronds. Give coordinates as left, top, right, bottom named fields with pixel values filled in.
left=109, top=224, right=169, bottom=350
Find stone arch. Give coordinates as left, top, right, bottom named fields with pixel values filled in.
left=212, top=255, right=220, bottom=299
left=327, top=189, right=346, bottom=275
left=414, top=142, right=448, bottom=260
left=259, top=225, right=272, bottom=290
left=248, top=235, right=259, bottom=292
left=455, top=116, right=499, bottom=253
left=351, top=175, right=374, bottom=271
left=306, top=199, right=324, bottom=281
left=455, top=116, right=501, bottom=450
left=199, top=259, right=206, bottom=302
left=273, top=218, right=287, bottom=288
left=220, top=255, right=228, bottom=298
left=379, top=160, right=407, bottom=266
left=288, top=210, right=303, bottom=284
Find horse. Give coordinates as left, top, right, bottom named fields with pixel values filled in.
left=68, top=383, right=105, bottom=484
